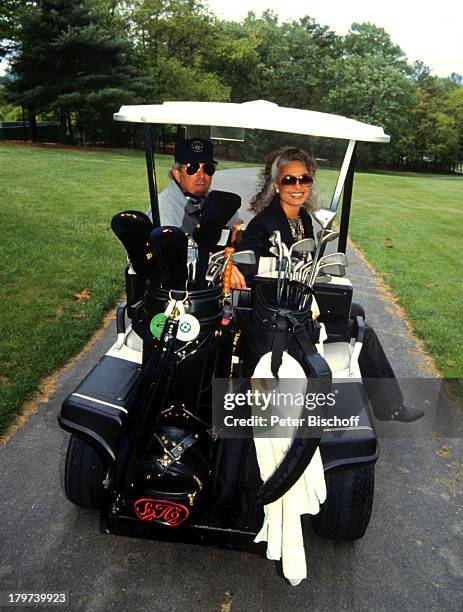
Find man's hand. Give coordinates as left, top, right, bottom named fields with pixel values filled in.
left=231, top=220, right=245, bottom=246
left=230, top=264, right=247, bottom=289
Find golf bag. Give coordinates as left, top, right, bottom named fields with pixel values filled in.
left=238, top=280, right=332, bottom=505
left=114, top=285, right=229, bottom=526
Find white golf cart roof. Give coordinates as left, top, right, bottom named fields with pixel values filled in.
left=114, top=100, right=390, bottom=144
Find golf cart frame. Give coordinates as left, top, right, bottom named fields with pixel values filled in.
left=58, top=100, right=389, bottom=548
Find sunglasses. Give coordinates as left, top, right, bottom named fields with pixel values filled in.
left=279, top=174, right=314, bottom=187
left=185, top=162, right=216, bottom=176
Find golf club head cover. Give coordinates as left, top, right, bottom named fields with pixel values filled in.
left=147, top=226, right=188, bottom=289
left=111, top=210, right=154, bottom=276
left=193, top=191, right=241, bottom=248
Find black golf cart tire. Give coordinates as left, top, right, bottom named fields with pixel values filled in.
left=64, top=435, right=107, bottom=510
left=311, top=464, right=374, bottom=541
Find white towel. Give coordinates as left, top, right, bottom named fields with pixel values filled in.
left=252, top=352, right=326, bottom=585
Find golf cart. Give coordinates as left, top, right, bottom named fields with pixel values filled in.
left=58, top=101, right=389, bottom=568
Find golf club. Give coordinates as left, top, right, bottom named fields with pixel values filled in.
left=205, top=257, right=224, bottom=285
left=220, top=249, right=256, bottom=274
left=269, top=231, right=284, bottom=304
left=288, top=238, right=314, bottom=280
left=312, top=208, right=337, bottom=230
left=217, top=249, right=256, bottom=288
left=305, top=258, right=347, bottom=287
left=280, top=242, right=291, bottom=302
left=308, top=216, right=339, bottom=287
left=291, top=259, right=307, bottom=282
left=316, top=263, right=346, bottom=279
left=269, top=245, right=280, bottom=259
left=288, top=237, right=315, bottom=260
left=209, top=250, right=225, bottom=264
left=316, top=228, right=337, bottom=241
left=317, top=252, right=348, bottom=268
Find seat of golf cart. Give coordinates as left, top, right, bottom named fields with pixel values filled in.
left=321, top=314, right=364, bottom=378
left=322, top=343, right=360, bottom=378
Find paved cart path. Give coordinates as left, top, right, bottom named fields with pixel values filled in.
left=1, top=169, right=462, bottom=611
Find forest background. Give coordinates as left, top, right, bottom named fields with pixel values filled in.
left=1, top=0, right=462, bottom=171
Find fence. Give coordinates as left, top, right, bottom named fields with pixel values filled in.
left=0, top=121, right=60, bottom=142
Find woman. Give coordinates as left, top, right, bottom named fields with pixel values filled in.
left=231, top=146, right=316, bottom=288
left=232, top=146, right=423, bottom=423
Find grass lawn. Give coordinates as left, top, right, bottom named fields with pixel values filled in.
left=351, top=170, right=462, bottom=380
left=317, top=167, right=462, bottom=380
left=0, top=142, right=247, bottom=435
left=0, top=143, right=461, bottom=434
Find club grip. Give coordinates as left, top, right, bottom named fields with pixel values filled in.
left=222, top=246, right=235, bottom=294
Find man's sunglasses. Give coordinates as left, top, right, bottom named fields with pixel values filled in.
left=279, top=174, right=314, bottom=186
left=185, top=162, right=216, bottom=176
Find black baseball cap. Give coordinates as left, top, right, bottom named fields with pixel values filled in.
left=174, top=138, right=216, bottom=164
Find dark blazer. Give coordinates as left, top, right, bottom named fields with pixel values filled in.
left=238, top=196, right=314, bottom=281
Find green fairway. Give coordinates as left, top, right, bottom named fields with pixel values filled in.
left=0, top=143, right=461, bottom=435
left=317, top=166, right=462, bottom=379
left=0, top=143, right=246, bottom=435
left=350, top=170, right=461, bottom=380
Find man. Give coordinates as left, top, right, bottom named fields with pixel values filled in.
left=155, top=137, right=230, bottom=235
left=154, top=137, right=247, bottom=286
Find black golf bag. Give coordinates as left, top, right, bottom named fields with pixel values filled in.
left=233, top=280, right=332, bottom=506
left=108, top=203, right=241, bottom=527
left=113, top=283, right=230, bottom=527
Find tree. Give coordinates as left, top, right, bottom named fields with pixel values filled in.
left=283, top=16, right=342, bottom=111
left=202, top=16, right=261, bottom=103
left=411, top=60, right=432, bottom=84
left=0, top=75, right=22, bottom=120
left=410, top=75, right=462, bottom=170
left=204, top=11, right=341, bottom=109
left=445, top=85, right=463, bottom=166
left=343, top=22, right=409, bottom=70
left=4, top=0, right=144, bottom=144
left=127, top=0, right=229, bottom=103
left=0, top=0, right=29, bottom=58
left=322, top=23, right=415, bottom=166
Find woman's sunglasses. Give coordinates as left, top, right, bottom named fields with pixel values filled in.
left=279, top=174, right=314, bottom=187
left=185, top=162, right=216, bottom=176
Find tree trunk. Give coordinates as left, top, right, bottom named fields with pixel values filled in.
left=66, top=109, right=74, bottom=143
left=28, top=111, right=37, bottom=142
left=58, top=110, right=67, bottom=144
left=21, top=106, right=27, bottom=142
left=76, top=112, right=84, bottom=146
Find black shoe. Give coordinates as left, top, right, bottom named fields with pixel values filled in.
left=390, top=404, right=424, bottom=423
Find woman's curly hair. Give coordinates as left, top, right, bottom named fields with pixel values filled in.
left=249, top=146, right=318, bottom=215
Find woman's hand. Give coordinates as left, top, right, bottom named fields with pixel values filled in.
left=230, top=265, right=247, bottom=289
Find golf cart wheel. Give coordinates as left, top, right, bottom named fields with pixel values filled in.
left=64, top=435, right=107, bottom=510
left=311, top=464, right=374, bottom=541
